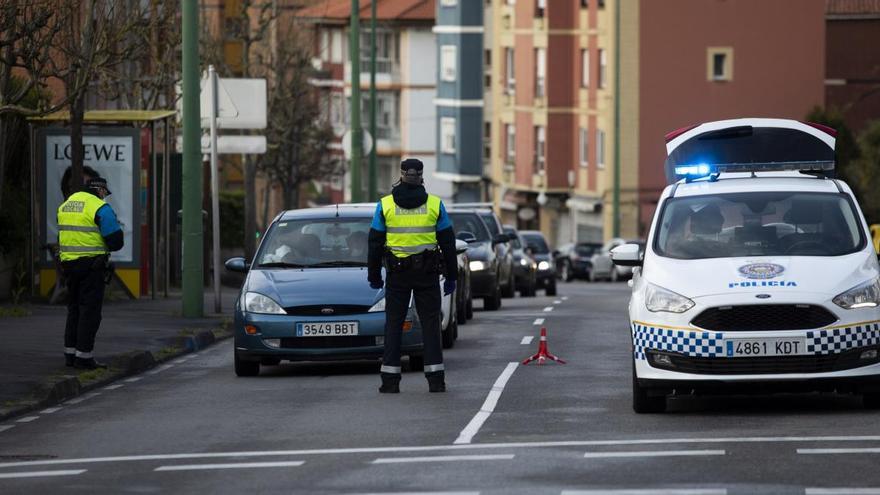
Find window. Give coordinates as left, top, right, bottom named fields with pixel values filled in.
left=505, top=123, right=516, bottom=163
left=579, top=127, right=589, bottom=167
left=441, top=45, right=457, bottom=82
left=596, top=128, right=605, bottom=168
left=581, top=49, right=589, bottom=88
left=535, top=48, right=546, bottom=97
left=505, top=47, right=515, bottom=95
left=360, top=30, right=399, bottom=73
left=484, top=122, right=492, bottom=159
left=330, top=29, right=343, bottom=63
left=580, top=0, right=588, bottom=7
left=534, top=126, right=546, bottom=173
left=598, top=48, right=607, bottom=89
left=320, top=30, right=330, bottom=61
left=330, top=92, right=345, bottom=133
left=536, top=0, right=545, bottom=17
left=441, top=117, right=456, bottom=154
left=484, top=49, right=492, bottom=88
left=707, top=47, right=733, bottom=81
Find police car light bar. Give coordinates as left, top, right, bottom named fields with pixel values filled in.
left=674, top=160, right=835, bottom=181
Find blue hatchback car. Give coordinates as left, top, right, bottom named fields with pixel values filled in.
left=225, top=204, right=427, bottom=376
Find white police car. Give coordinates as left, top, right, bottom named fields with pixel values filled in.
left=612, top=118, right=880, bottom=413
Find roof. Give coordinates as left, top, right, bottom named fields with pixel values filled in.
left=279, top=204, right=375, bottom=221
left=826, top=0, right=880, bottom=15
left=297, top=0, right=434, bottom=22
left=28, top=110, right=176, bottom=123
left=671, top=174, right=844, bottom=198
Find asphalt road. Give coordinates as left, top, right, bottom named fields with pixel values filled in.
left=2, top=282, right=880, bottom=494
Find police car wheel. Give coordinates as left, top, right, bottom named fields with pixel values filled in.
left=864, top=393, right=880, bottom=410
left=632, top=364, right=666, bottom=413
left=234, top=351, right=260, bottom=377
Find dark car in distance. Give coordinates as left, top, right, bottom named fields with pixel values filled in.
left=504, top=225, right=537, bottom=296
left=555, top=242, right=602, bottom=281
left=448, top=211, right=505, bottom=310
left=520, top=230, right=557, bottom=296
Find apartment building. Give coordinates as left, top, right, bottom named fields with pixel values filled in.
left=298, top=0, right=452, bottom=202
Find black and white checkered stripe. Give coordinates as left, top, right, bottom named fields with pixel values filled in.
left=806, top=322, right=880, bottom=355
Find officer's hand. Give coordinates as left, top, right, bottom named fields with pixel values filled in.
left=443, top=279, right=456, bottom=296
left=369, top=278, right=384, bottom=290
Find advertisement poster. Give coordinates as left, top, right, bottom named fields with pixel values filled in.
left=41, top=128, right=140, bottom=267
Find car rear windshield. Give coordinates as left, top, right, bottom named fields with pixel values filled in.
left=256, top=218, right=371, bottom=267
left=654, top=192, right=866, bottom=259
left=504, top=230, right=523, bottom=249
left=478, top=212, right=502, bottom=235
left=575, top=244, right=599, bottom=256
left=522, top=234, right=550, bottom=254
left=449, top=213, right=491, bottom=242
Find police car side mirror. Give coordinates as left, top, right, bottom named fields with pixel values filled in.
left=455, top=239, right=468, bottom=255
left=611, top=244, right=642, bottom=267
left=225, top=257, right=250, bottom=273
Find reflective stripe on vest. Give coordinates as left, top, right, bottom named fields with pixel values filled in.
left=57, top=191, right=108, bottom=262
left=381, top=194, right=441, bottom=258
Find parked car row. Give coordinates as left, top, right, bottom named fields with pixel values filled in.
left=554, top=238, right=645, bottom=283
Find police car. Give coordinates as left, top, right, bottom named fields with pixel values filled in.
left=611, top=118, right=880, bottom=413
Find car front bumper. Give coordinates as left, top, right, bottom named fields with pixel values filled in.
left=469, top=269, right=498, bottom=297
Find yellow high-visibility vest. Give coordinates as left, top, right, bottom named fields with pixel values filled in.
left=57, top=191, right=108, bottom=262
left=381, top=194, right=440, bottom=258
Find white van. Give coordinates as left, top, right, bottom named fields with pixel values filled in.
left=612, top=118, right=880, bottom=413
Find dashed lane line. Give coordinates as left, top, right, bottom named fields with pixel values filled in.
left=372, top=454, right=514, bottom=464
left=40, top=407, right=62, bottom=414
left=533, top=318, right=545, bottom=326
left=350, top=492, right=480, bottom=495
left=563, top=490, right=726, bottom=495
left=124, top=377, right=143, bottom=383
left=799, top=448, right=880, bottom=455
left=15, top=416, right=39, bottom=423
left=520, top=336, right=534, bottom=345
left=0, top=469, right=87, bottom=479
left=806, top=489, right=880, bottom=494
left=154, top=461, right=305, bottom=472
left=561, top=296, right=569, bottom=301
left=103, top=384, right=124, bottom=391
left=554, top=300, right=562, bottom=304
left=453, top=362, right=519, bottom=445
left=147, top=364, right=174, bottom=375
left=0, top=425, right=14, bottom=433
left=65, top=392, right=100, bottom=405
left=543, top=307, right=554, bottom=312
left=582, top=450, right=726, bottom=459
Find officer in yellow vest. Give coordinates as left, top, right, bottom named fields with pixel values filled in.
left=367, top=159, right=457, bottom=393
left=57, top=173, right=124, bottom=369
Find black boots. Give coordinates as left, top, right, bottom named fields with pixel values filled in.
left=426, top=371, right=446, bottom=393
left=74, top=357, right=108, bottom=370
left=379, top=373, right=401, bottom=393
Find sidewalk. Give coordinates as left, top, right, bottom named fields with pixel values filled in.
left=0, top=288, right=238, bottom=421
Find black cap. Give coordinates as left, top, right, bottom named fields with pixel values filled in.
left=87, top=177, right=111, bottom=196
left=400, top=158, right=424, bottom=175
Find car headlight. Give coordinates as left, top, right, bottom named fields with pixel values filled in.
left=645, top=283, right=695, bottom=313
left=470, top=260, right=487, bottom=271
left=519, top=258, right=529, bottom=267
left=368, top=298, right=386, bottom=312
left=244, top=292, right=286, bottom=314
left=833, top=277, right=880, bottom=309
left=538, top=261, right=551, bottom=271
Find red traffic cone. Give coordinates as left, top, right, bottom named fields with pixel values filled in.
left=522, top=327, right=566, bottom=365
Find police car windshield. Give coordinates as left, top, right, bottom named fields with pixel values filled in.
left=654, top=192, right=865, bottom=259
left=449, top=213, right=491, bottom=242
left=257, top=218, right=371, bottom=267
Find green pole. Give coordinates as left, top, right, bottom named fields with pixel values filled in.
left=612, top=0, right=621, bottom=238
left=350, top=0, right=363, bottom=203
left=368, top=0, right=377, bottom=201
left=181, top=0, right=203, bottom=317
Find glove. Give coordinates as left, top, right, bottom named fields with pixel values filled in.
left=369, top=278, right=384, bottom=290
left=443, top=279, right=456, bottom=296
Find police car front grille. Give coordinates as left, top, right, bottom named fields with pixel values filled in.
left=691, top=304, right=837, bottom=332
left=283, top=305, right=371, bottom=316
left=646, top=348, right=879, bottom=375
left=280, top=336, right=376, bottom=349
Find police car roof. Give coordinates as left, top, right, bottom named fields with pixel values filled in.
left=669, top=172, right=846, bottom=198
left=277, top=203, right=375, bottom=221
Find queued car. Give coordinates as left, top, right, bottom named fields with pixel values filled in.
left=555, top=242, right=602, bottom=281
left=449, top=204, right=516, bottom=299
left=590, top=238, right=644, bottom=282
left=225, top=204, right=467, bottom=376
left=520, top=230, right=558, bottom=296
left=448, top=211, right=506, bottom=310
left=504, top=225, right=538, bottom=296
left=454, top=238, right=474, bottom=327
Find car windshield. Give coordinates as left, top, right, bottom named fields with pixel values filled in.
left=504, top=230, right=523, bottom=249
left=575, top=244, right=599, bottom=256
left=256, top=218, right=371, bottom=267
left=478, top=212, right=501, bottom=235
left=654, top=192, right=865, bottom=259
left=449, top=213, right=491, bottom=242
left=522, top=234, right=550, bottom=254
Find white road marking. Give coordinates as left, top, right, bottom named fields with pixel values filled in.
left=806, top=489, right=880, bottom=495
left=155, top=461, right=304, bottom=471
left=148, top=364, right=173, bottom=375
left=553, top=300, right=561, bottom=304
left=103, top=384, right=124, bottom=391
left=0, top=425, right=14, bottom=433
left=533, top=318, right=545, bottom=326
left=124, top=377, right=143, bottom=383
left=40, top=407, right=62, bottom=414
left=15, top=416, right=39, bottom=423
left=453, top=362, right=519, bottom=445
left=352, top=492, right=480, bottom=495
left=0, top=469, right=86, bottom=479
left=543, top=306, right=554, bottom=312
left=799, top=448, right=880, bottom=455
left=563, top=490, right=726, bottom=495
left=520, top=336, right=534, bottom=345
left=65, top=392, right=101, bottom=405
left=561, top=296, right=569, bottom=301
left=5, top=435, right=880, bottom=470
left=583, top=450, right=726, bottom=459
left=372, top=454, right=514, bottom=464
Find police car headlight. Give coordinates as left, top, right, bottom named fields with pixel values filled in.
left=538, top=261, right=551, bottom=271
left=244, top=292, right=287, bottom=315
left=470, top=261, right=487, bottom=271
left=833, top=277, right=880, bottom=309
left=645, top=283, right=695, bottom=313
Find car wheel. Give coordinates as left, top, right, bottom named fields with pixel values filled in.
left=546, top=279, right=557, bottom=296
left=484, top=286, right=502, bottom=310
left=864, top=393, right=880, bottom=409
left=260, top=357, right=281, bottom=366
left=501, top=272, right=515, bottom=298
left=561, top=261, right=573, bottom=282
left=234, top=351, right=260, bottom=377
left=408, top=354, right=424, bottom=372
left=457, top=292, right=468, bottom=325
left=632, top=363, right=666, bottom=413
left=442, top=308, right=456, bottom=349
left=466, top=297, right=474, bottom=319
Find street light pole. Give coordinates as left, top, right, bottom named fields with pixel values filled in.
left=181, top=0, right=204, bottom=317
left=350, top=0, right=363, bottom=202
left=368, top=0, right=377, bottom=202
left=612, top=0, right=621, bottom=239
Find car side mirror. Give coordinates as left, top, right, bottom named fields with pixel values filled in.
left=455, top=239, right=468, bottom=255
left=225, top=256, right=250, bottom=273
left=457, top=231, right=478, bottom=244
left=493, top=234, right=510, bottom=245
left=611, top=244, right=642, bottom=267
left=552, top=249, right=560, bottom=258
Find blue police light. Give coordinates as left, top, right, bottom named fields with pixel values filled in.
left=674, top=163, right=712, bottom=178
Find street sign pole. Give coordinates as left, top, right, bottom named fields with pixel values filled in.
left=350, top=0, right=363, bottom=202
left=209, top=65, right=222, bottom=314
left=368, top=0, right=377, bottom=201
left=612, top=0, right=621, bottom=238
left=181, top=0, right=204, bottom=317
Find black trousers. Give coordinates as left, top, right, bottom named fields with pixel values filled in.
left=63, top=257, right=106, bottom=355
left=382, top=268, right=443, bottom=374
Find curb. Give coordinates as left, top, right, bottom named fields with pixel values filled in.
left=0, top=327, right=231, bottom=423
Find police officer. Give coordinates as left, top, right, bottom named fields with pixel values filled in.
left=58, top=171, right=124, bottom=370
left=367, top=158, right=457, bottom=393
